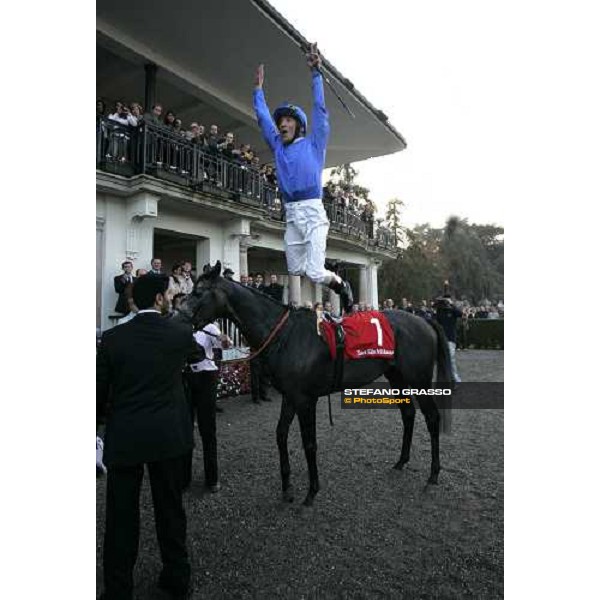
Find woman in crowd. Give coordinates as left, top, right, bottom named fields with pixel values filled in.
left=164, top=110, right=176, bottom=128
left=168, top=263, right=185, bottom=299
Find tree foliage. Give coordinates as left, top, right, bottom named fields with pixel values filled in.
left=380, top=214, right=504, bottom=304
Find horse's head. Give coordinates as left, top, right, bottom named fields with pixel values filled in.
left=178, top=261, right=230, bottom=328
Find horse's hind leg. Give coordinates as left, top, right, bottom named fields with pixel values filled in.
left=419, top=397, right=441, bottom=484
left=276, top=396, right=296, bottom=502
left=297, top=398, right=319, bottom=507
left=393, top=400, right=416, bottom=470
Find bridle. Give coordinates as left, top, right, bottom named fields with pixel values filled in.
left=224, top=308, right=290, bottom=364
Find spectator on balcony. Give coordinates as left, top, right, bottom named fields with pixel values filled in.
left=145, top=104, right=163, bottom=126
left=150, top=258, right=163, bottom=275
left=97, top=99, right=107, bottom=116
left=236, top=144, right=252, bottom=165
left=240, top=274, right=249, bottom=286
left=129, top=102, right=143, bottom=126
left=218, top=132, right=236, bottom=158
left=163, top=110, right=177, bottom=129
left=362, top=201, right=375, bottom=238
left=246, top=275, right=254, bottom=287
left=264, top=165, right=277, bottom=186
left=174, top=118, right=185, bottom=136
left=264, top=274, right=284, bottom=302
left=108, top=101, right=138, bottom=127
left=323, top=301, right=334, bottom=316
left=188, top=123, right=206, bottom=147
left=136, top=268, right=148, bottom=278
left=207, top=125, right=219, bottom=153
left=114, top=261, right=136, bottom=315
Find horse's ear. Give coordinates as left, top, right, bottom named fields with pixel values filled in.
left=204, top=261, right=221, bottom=279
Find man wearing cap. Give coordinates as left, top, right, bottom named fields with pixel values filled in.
left=253, top=43, right=353, bottom=314
left=223, top=268, right=235, bottom=281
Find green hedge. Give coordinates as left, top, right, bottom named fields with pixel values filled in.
left=458, top=319, right=504, bottom=349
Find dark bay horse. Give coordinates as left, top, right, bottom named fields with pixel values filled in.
left=180, top=262, right=453, bottom=506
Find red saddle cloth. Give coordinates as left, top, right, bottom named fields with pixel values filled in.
left=320, top=311, right=396, bottom=360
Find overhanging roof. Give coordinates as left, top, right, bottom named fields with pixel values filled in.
left=97, top=0, right=406, bottom=167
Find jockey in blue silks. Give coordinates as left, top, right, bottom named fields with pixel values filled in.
left=253, top=43, right=353, bottom=313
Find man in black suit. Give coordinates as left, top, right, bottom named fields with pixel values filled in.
left=264, top=273, right=284, bottom=303
left=113, top=261, right=135, bottom=315
left=97, top=275, right=200, bottom=600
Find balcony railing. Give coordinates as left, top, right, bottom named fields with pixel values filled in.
left=96, top=116, right=396, bottom=251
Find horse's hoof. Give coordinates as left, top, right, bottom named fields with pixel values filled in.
left=427, top=475, right=439, bottom=485
left=282, top=489, right=294, bottom=503
left=393, top=460, right=407, bottom=470
left=302, top=495, right=314, bottom=507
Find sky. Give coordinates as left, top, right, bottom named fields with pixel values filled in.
left=269, top=0, right=507, bottom=229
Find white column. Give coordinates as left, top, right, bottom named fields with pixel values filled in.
left=289, top=275, right=301, bottom=306
left=313, top=282, right=323, bottom=305
left=239, top=238, right=249, bottom=276
left=222, top=219, right=251, bottom=278
left=330, top=290, right=341, bottom=317
left=125, top=192, right=159, bottom=271
left=281, top=275, right=290, bottom=304
left=359, top=265, right=369, bottom=304
left=367, top=261, right=380, bottom=309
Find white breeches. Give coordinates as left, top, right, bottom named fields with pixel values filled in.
left=284, top=199, right=337, bottom=285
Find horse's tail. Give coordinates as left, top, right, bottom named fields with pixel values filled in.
left=429, top=320, right=453, bottom=434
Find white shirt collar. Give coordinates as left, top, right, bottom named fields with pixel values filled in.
left=137, top=309, right=161, bottom=315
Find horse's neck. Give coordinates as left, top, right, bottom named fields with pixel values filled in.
left=226, top=283, right=284, bottom=348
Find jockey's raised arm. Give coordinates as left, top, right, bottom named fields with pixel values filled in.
left=253, top=64, right=279, bottom=151
left=307, top=43, right=330, bottom=155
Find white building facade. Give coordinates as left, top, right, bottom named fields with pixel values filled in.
left=96, top=0, right=404, bottom=331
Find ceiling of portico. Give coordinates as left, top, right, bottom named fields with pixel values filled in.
left=96, top=0, right=406, bottom=167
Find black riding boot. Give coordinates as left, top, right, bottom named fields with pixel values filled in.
left=328, top=278, right=354, bottom=314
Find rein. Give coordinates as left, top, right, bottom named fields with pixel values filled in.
left=224, top=309, right=290, bottom=364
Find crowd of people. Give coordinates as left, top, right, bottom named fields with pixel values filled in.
left=323, top=182, right=378, bottom=237
left=380, top=297, right=504, bottom=320
left=97, top=99, right=395, bottom=246
left=97, top=98, right=278, bottom=187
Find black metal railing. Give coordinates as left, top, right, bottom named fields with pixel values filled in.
left=96, top=116, right=396, bottom=250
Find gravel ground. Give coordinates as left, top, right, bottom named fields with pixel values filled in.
left=97, top=349, right=503, bottom=599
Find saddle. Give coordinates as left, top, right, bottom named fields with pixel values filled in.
left=319, top=310, right=396, bottom=391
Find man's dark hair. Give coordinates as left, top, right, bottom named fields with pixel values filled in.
left=121, top=260, right=133, bottom=269
left=132, top=275, right=169, bottom=310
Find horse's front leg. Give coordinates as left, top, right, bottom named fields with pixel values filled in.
left=276, top=395, right=296, bottom=502
left=297, top=397, right=319, bottom=507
